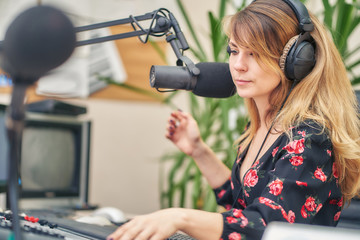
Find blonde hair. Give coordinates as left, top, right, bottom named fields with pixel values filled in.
left=224, top=0, right=360, bottom=204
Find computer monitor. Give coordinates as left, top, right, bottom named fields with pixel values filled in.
left=0, top=104, right=91, bottom=210
left=0, top=105, right=8, bottom=194
left=262, top=221, right=360, bottom=240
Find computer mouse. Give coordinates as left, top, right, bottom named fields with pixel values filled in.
left=76, top=215, right=112, bottom=226
left=92, top=207, right=126, bottom=223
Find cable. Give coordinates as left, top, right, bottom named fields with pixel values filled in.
left=130, top=8, right=170, bottom=43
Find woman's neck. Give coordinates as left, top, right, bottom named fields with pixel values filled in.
left=254, top=97, right=272, bottom=129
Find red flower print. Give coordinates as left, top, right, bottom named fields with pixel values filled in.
left=280, top=209, right=288, bottom=221
left=298, top=131, right=306, bottom=137
left=260, top=197, right=293, bottom=223
left=231, top=181, right=234, bottom=190
left=218, top=189, right=226, bottom=199
left=272, top=147, right=279, bottom=157
left=240, top=216, right=248, bottom=228
left=233, top=209, right=244, bottom=218
left=314, top=167, right=327, bottom=182
left=283, top=138, right=305, bottom=154
left=231, top=209, right=248, bottom=228
left=327, top=149, right=332, bottom=157
left=332, top=163, right=339, bottom=179
left=281, top=209, right=295, bottom=223
left=229, top=232, right=242, bottom=240
left=316, top=203, right=323, bottom=213
left=259, top=197, right=270, bottom=204
left=338, top=197, right=343, bottom=207
left=225, top=204, right=231, bottom=210
left=226, top=216, right=238, bottom=224
left=237, top=198, right=246, bottom=208
left=305, top=197, right=316, bottom=212
left=244, top=189, right=249, bottom=197
left=296, top=181, right=308, bottom=187
left=251, top=159, right=260, bottom=168
left=334, top=211, right=341, bottom=221
left=289, top=156, right=304, bottom=167
left=261, top=218, right=267, bottom=226
left=287, top=210, right=295, bottom=223
left=301, top=205, right=307, bottom=218
left=304, top=200, right=323, bottom=219
left=244, top=169, right=258, bottom=187
left=269, top=179, right=283, bottom=196
left=259, top=197, right=280, bottom=210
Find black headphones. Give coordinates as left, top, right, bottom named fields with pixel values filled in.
left=228, top=0, right=316, bottom=82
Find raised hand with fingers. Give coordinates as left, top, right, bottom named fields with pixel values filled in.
left=165, top=110, right=203, bottom=157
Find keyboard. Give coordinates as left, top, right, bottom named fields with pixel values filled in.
left=0, top=215, right=66, bottom=239
left=46, top=216, right=196, bottom=240
left=1, top=210, right=196, bottom=240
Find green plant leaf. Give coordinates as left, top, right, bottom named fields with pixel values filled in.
left=179, top=160, right=195, bottom=207
left=351, top=76, right=360, bottom=85
left=149, top=39, right=167, bottom=64
left=176, top=0, right=207, bottom=61
left=334, top=1, right=355, bottom=54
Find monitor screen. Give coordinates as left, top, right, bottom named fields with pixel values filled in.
left=0, top=105, right=91, bottom=210
left=21, top=126, right=76, bottom=192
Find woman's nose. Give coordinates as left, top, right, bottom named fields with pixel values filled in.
left=232, top=54, right=248, bottom=72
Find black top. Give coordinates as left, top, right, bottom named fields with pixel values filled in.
left=214, top=121, right=342, bottom=240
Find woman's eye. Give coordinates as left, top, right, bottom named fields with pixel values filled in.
left=227, top=46, right=238, bottom=55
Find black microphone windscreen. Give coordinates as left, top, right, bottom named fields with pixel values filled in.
left=193, top=62, right=236, bottom=98
left=2, top=5, right=76, bottom=82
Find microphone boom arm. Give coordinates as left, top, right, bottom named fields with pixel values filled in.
left=75, top=10, right=171, bottom=46
left=74, top=8, right=185, bottom=49
left=73, top=8, right=199, bottom=92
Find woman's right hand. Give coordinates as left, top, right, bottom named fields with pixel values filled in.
left=166, top=110, right=232, bottom=188
left=165, top=110, right=203, bottom=157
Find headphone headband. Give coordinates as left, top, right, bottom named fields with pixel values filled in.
left=252, top=0, right=314, bottom=33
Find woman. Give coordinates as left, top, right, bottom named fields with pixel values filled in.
left=107, top=0, right=360, bottom=239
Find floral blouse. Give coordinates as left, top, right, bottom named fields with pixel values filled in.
left=213, top=121, right=343, bottom=240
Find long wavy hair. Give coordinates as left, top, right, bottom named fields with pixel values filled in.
left=224, top=0, right=360, bottom=204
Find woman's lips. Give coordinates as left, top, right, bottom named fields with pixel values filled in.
left=234, top=79, right=251, bottom=86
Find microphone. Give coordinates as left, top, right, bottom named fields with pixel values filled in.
left=149, top=62, right=236, bottom=98
left=1, top=5, right=76, bottom=83
left=0, top=6, right=75, bottom=240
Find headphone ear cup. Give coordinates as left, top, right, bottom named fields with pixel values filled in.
left=284, top=40, right=316, bottom=81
